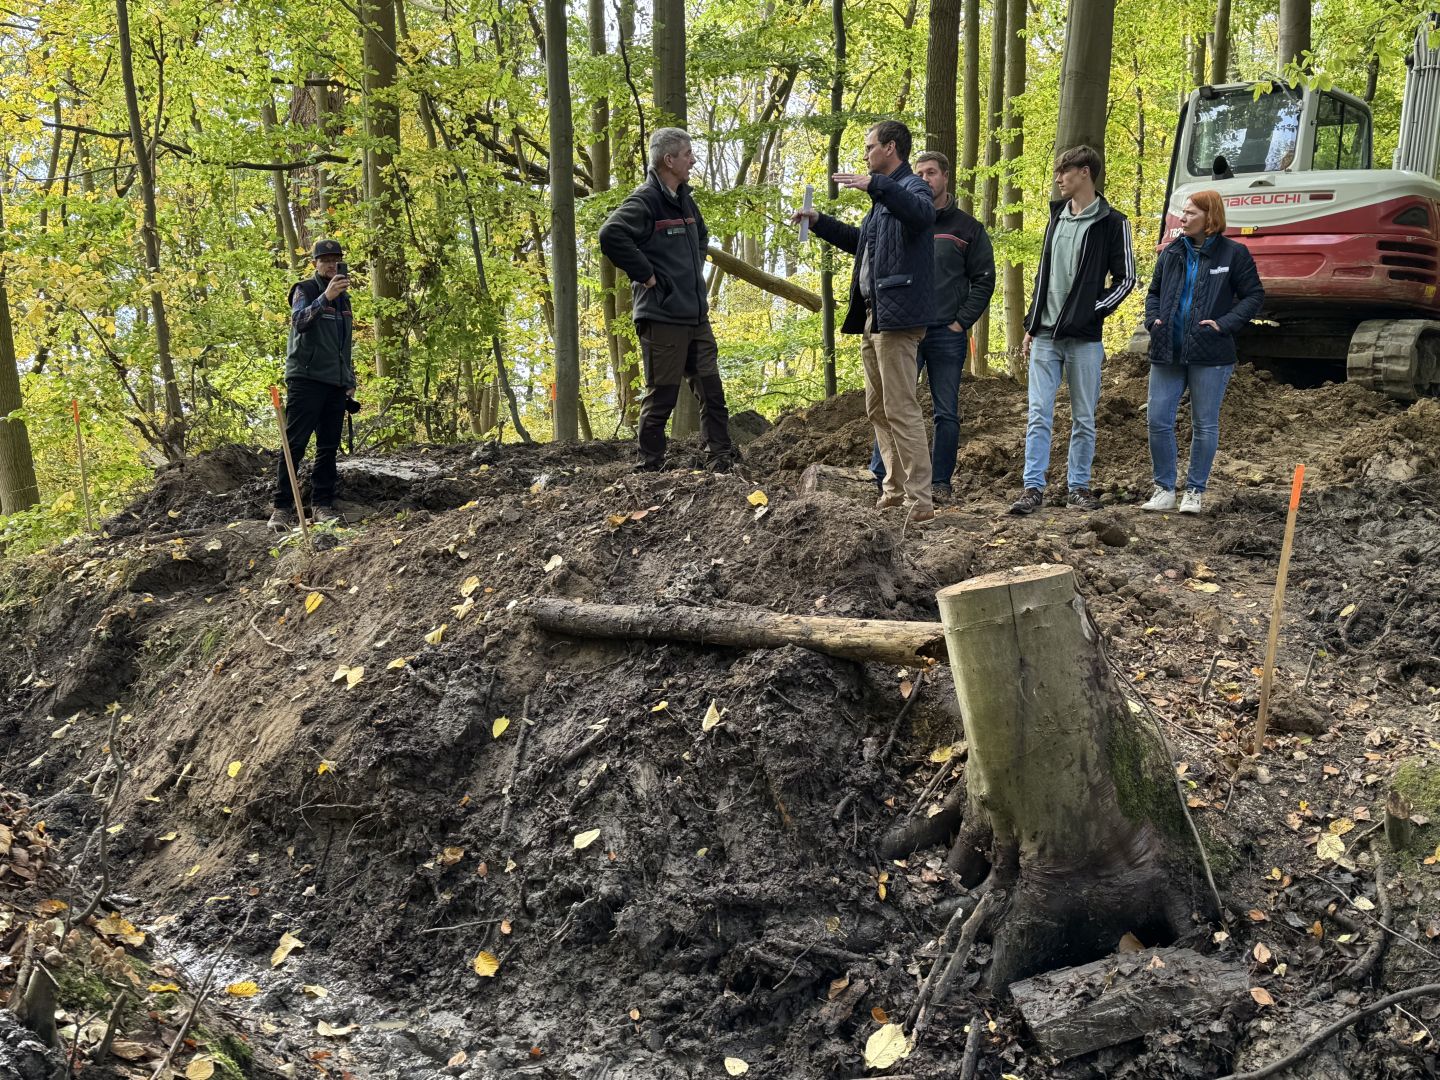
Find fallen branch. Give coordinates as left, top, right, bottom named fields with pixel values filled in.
left=73, top=710, right=127, bottom=925
left=530, top=598, right=947, bottom=667
left=149, top=913, right=250, bottom=1080
left=706, top=245, right=822, bottom=311
left=499, top=694, right=531, bottom=836
left=958, top=1013, right=984, bottom=1080
left=879, top=672, right=925, bottom=763
left=1215, top=983, right=1440, bottom=1080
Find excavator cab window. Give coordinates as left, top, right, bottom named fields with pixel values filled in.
left=1313, top=93, right=1372, bottom=170
left=1187, top=87, right=1302, bottom=177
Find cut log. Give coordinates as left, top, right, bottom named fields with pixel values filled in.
left=936, top=565, right=1211, bottom=991
left=797, top=463, right=878, bottom=503
left=529, top=598, right=946, bottom=667
left=1010, top=946, right=1250, bottom=1060
left=706, top=245, right=822, bottom=311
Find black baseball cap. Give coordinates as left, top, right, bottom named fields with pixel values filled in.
left=311, top=239, right=343, bottom=259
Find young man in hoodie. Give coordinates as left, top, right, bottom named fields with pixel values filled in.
left=1010, top=145, right=1137, bottom=515
left=795, top=120, right=940, bottom=526
left=868, top=150, right=995, bottom=501
left=599, top=127, right=738, bottom=473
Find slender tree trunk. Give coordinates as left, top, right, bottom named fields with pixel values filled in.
left=1210, top=0, right=1231, bottom=85
left=361, top=0, right=407, bottom=381
left=822, top=0, right=847, bottom=397
left=894, top=0, right=921, bottom=112
left=261, top=99, right=303, bottom=273
left=589, top=0, right=634, bottom=424
left=960, top=0, right=982, bottom=213
left=0, top=183, right=41, bottom=513
left=116, top=0, right=183, bottom=458
left=926, top=0, right=963, bottom=195
left=1187, top=34, right=1205, bottom=89
left=1278, top=0, right=1310, bottom=71
left=972, top=0, right=1008, bottom=376
left=1053, top=0, right=1117, bottom=165
left=1364, top=52, right=1380, bottom=103
left=1001, top=0, right=1028, bottom=379
left=652, top=0, right=699, bottom=437
left=546, top=0, right=581, bottom=441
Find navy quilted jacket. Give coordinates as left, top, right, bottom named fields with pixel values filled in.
left=1143, top=233, right=1264, bottom=366
left=812, top=163, right=937, bottom=332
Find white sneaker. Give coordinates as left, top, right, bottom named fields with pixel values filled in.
left=1140, top=485, right=1176, bottom=512
left=1178, top=489, right=1204, bottom=514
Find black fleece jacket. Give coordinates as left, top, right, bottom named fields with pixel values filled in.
left=598, top=170, right=710, bottom=325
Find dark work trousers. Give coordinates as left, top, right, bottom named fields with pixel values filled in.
left=635, top=318, right=734, bottom=467
left=274, top=377, right=348, bottom=509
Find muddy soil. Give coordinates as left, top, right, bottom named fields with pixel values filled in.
left=2, top=358, right=1439, bottom=1080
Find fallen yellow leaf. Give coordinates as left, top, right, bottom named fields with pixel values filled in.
left=316, top=1020, right=357, bottom=1037
left=185, top=1059, right=216, bottom=1080
left=573, top=828, right=602, bottom=850
left=94, top=913, right=145, bottom=947
left=746, top=490, right=768, bottom=506
left=386, top=656, right=410, bottom=670
left=723, top=1058, right=750, bottom=1076
left=460, top=576, right=481, bottom=597
left=225, top=981, right=260, bottom=998
left=226, top=760, right=244, bottom=779
left=492, top=716, right=511, bottom=739
left=701, top=701, right=722, bottom=732
left=302, top=984, right=329, bottom=998
left=472, top=951, right=500, bottom=977
left=147, top=982, right=181, bottom=993
left=424, top=625, right=446, bottom=645
left=863, top=1023, right=911, bottom=1069
left=271, top=931, right=304, bottom=968
left=305, top=592, right=324, bottom=614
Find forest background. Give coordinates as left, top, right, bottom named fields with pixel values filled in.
left=0, top=0, right=1425, bottom=546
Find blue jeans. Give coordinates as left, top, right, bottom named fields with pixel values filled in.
left=1023, top=334, right=1104, bottom=491
left=1147, top=362, right=1234, bottom=493
left=869, top=325, right=967, bottom=486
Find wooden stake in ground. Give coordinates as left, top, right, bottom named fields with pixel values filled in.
left=1253, top=464, right=1305, bottom=755
left=269, top=385, right=313, bottom=551
left=71, top=399, right=94, bottom=531
left=932, top=565, right=1208, bottom=990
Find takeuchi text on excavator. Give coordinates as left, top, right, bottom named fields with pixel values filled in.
left=1154, top=18, right=1440, bottom=400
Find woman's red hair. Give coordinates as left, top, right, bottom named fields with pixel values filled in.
left=1187, top=189, right=1227, bottom=235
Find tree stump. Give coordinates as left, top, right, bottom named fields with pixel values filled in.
left=936, top=565, right=1209, bottom=991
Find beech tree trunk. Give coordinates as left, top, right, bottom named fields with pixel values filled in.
left=547, top=0, right=580, bottom=441
left=116, top=0, right=184, bottom=459
left=936, top=566, right=1205, bottom=990
left=0, top=184, right=41, bottom=514
left=925, top=0, right=962, bottom=193
left=361, top=0, right=407, bottom=381
left=1210, top=0, right=1231, bottom=85
left=530, top=598, right=947, bottom=667
left=960, top=0, right=981, bottom=213
left=1278, top=0, right=1310, bottom=72
left=1001, top=0, right=1028, bottom=378
left=972, top=0, right=1009, bottom=376
left=1053, top=0, right=1116, bottom=165
left=821, top=0, right=847, bottom=397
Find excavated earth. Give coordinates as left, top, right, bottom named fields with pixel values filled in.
left=2, top=354, right=1439, bottom=1080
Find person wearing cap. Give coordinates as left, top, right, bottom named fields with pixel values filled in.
left=269, top=239, right=356, bottom=530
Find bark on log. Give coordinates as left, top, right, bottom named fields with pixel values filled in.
left=937, top=565, right=1207, bottom=991
left=529, top=598, right=946, bottom=666
left=798, top=463, right=879, bottom=502
left=706, top=246, right=822, bottom=311
left=1010, top=946, right=1250, bottom=1060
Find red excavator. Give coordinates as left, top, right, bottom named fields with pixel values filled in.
left=1152, top=20, right=1440, bottom=399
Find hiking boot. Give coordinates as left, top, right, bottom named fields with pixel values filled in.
left=906, top=507, right=938, bottom=528
left=1178, top=489, right=1204, bottom=514
left=1008, top=488, right=1044, bottom=516
left=705, top=452, right=740, bottom=474
left=267, top=507, right=297, bottom=532
left=876, top=494, right=905, bottom=510
left=932, top=483, right=953, bottom=504
left=1067, top=487, right=1102, bottom=511
left=313, top=504, right=343, bottom=525
left=1140, top=485, right=1177, bottom=512
left=633, top=460, right=664, bottom=474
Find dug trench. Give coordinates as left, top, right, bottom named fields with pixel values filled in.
left=1, top=354, right=1439, bottom=1079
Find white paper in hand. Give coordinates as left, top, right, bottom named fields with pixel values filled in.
left=798, top=184, right=814, bottom=243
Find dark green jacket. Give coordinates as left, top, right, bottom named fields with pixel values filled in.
left=598, top=170, right=710, bottom=325
left=285, top=276, right=355, bottom=388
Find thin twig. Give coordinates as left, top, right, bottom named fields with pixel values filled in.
left=149, top=912, right=251, bottom=1080
left=879, top=672, right=925, bottom=764
left=958, top=1012, right=984, bottom=1080
left=73, top=710, right=127, bottom=925
left=248, top=612, right=293, bottom=654
left=417, top=918, right=505, bottom=936
left=1214, top=983, right=1440, bottom=1080
left=1307, top=872, right=1440, bottom=963
left=1200, top=651, right=1221, bottom=702
left=91, top=989, right=128, bottom=1063
left=500, top=694, right=532, bottom=836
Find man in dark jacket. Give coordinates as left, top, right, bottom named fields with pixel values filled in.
left=598, top=127, right=737, bottom=472
left=868, top=150, right=995, bottom=499
left=269, top=239, right=356, bottom=531
left=1010, top=145, right=1137, bottom=515
left=797, top=120, right=939, bottom=525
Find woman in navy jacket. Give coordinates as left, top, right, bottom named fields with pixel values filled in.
left=1141, top=190, right=1264, bottom=514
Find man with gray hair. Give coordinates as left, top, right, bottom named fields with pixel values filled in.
left=600, top=127, right=738, bottom=472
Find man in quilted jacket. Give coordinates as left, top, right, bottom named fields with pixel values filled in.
left=796, top=120, right=939, bottom=526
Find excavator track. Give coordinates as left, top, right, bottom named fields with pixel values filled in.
left=1346, top=319, right=1440, bottom=402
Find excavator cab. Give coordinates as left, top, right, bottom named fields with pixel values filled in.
left=1150, top=60, right=1440, bottom=400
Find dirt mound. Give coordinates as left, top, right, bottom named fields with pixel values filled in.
left=3, top=370, right=1440, bottom=1079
